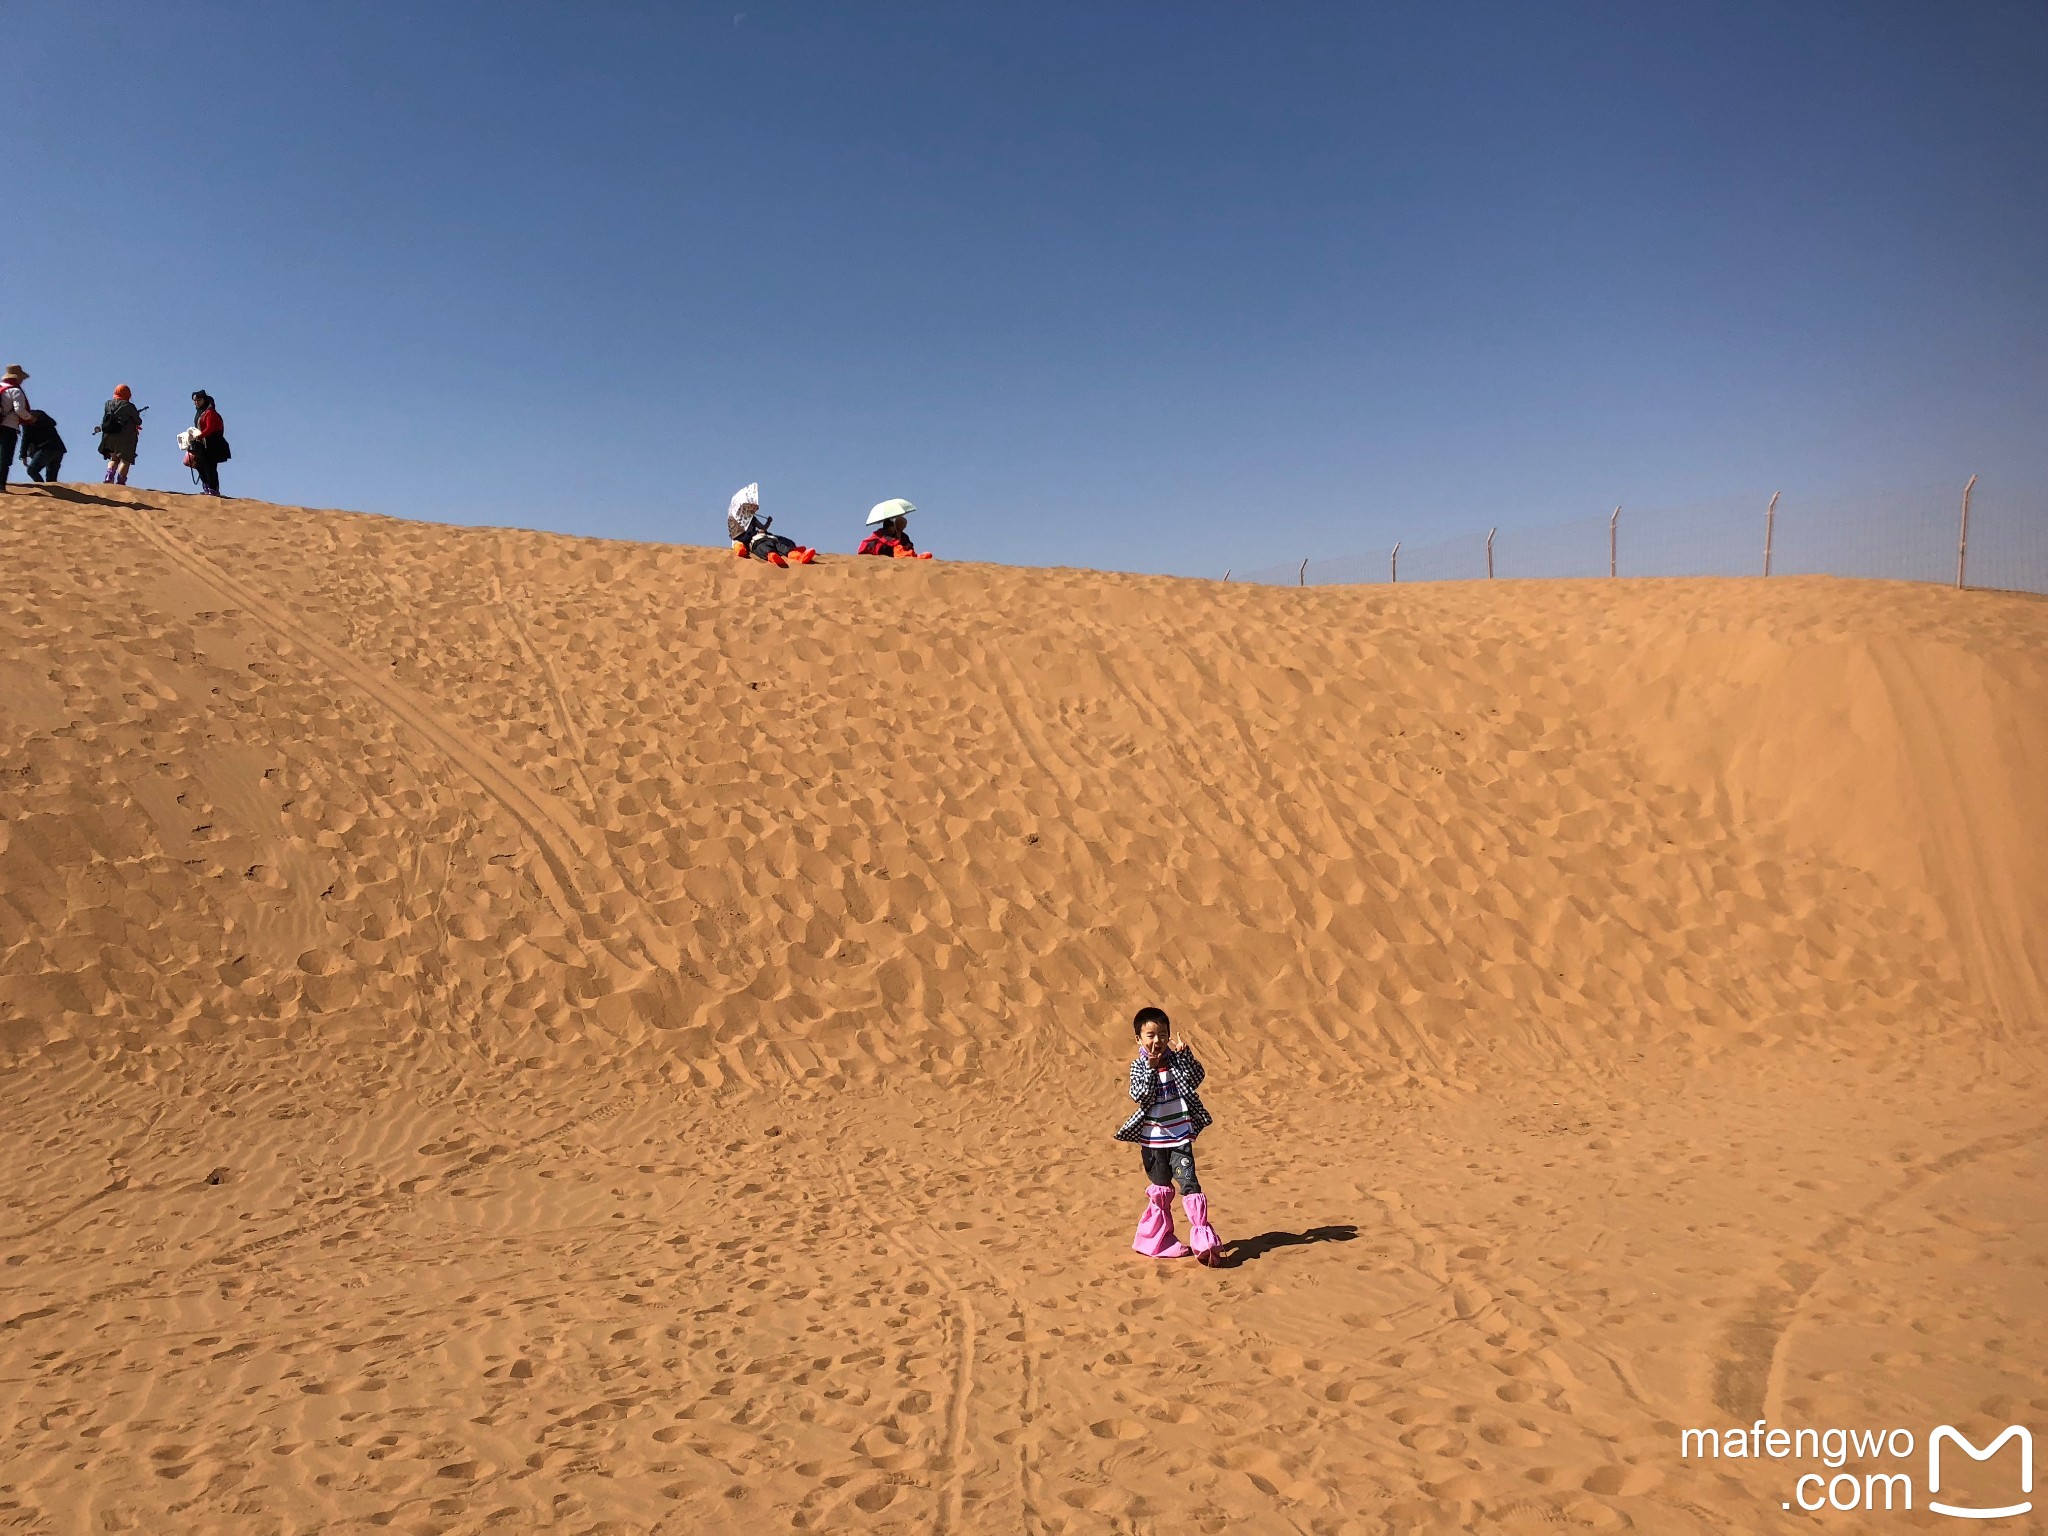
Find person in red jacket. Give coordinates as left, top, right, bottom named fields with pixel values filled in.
left=857, top=498, right=933, bottom=559
left=857, top=515, right=916, bottom=556
left=188, top=391, right=228, bottom=496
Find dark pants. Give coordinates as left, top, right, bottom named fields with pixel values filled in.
left=747, top=530, right=795, bottom=559
left=1140, top=1144, right=1201, bottom=1194
left=0, top=426, right=14, bottom=486
left=24, top=449, right=61, bottom=483
left=195, top=455, right=221, bottom=494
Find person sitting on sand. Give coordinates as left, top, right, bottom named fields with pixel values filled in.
left=857, top=497, right=933, bottom=559
left=726, top=483, right=816, bottom=567
left=1114, top=1006, right=1224, bottom=1265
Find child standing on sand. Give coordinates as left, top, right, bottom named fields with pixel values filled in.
left=1114, top=1006, right=1224, bottom=1265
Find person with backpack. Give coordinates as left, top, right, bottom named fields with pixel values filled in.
left=95, top=385, right=143, bottom=485
left=0, top=365, right=32, bottom=491
left=19, top=410, right=65, bottom=483
left=186, top=390, right=229, bottom=496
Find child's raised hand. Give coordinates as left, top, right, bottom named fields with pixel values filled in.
left=1169, top=1029, right=1189, bottom=1055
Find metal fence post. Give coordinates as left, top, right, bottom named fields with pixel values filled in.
left=1764, top=491, right=1779, bottom=577
left=1609, top=506, right=1620, bottom=577
left=1486, top=527, right=1496, bottom=579
left=1390, top=542, right=1400, bottom=582
left=1956, top=474, right=1977, bottom=589
left=1298, top=558, right=1308, bottom=588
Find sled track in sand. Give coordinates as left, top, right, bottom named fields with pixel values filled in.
left=492, top=537, right=599, bottom=806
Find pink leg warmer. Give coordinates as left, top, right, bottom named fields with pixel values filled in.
left=1132, top=1184, right=1191, bottom=1259
left=1183, top=1193, right=1221, bottom=1265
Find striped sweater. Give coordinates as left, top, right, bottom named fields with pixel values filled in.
left=1113, top=1049, right=1213, bottom=1145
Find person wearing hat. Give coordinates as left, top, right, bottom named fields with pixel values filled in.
left=187, top=390, right=229, bottom=496
left=857, top=498, right=933, bottom=559
left=95, top=385, right=144, bottom=485
left=0, top=366, right=32, bottom=491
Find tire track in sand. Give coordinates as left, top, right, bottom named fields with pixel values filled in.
left=492, top=538, right=596, bottom=791
left=491, top=540, right=683, bottom=953
left=829, top=1110, right=1057, bottom=1536
left=118, top=506, right=676, bottom=973
left=1712, top=1119, right=2047, bottom=1420
left=831, top=1149, right=984, bottom=1535
left=941, top=1289, right=978, bottom=1536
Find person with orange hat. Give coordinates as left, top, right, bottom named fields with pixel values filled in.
left=0, top=365, right=31, bottom=491
left=95, top=385, right=144, bottom=485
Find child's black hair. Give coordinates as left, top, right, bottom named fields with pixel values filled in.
left=1132, top=1006, right=1171, bottom=1036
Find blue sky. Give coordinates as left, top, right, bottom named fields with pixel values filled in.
left=12, top=2, right=2046, bottom=576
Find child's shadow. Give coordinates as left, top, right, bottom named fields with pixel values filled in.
left=1217, top=1223, right=1359, bottom=1269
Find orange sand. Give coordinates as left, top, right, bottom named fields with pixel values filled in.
left=2, top=483, right=2043, bottom=1535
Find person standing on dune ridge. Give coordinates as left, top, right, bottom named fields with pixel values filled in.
left=1115, top=1006, right=1225, bottom=1266
left=0, top=365, right=33, bottom=491
left=187, top=390, right=228, bottom=496
left=96, top=385, right=143, bottom=485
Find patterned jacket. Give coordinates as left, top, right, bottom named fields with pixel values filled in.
left=1114, top=1048, right=1213, bottom=1143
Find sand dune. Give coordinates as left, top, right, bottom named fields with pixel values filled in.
left=1, top=483, right=2042, bottom=1535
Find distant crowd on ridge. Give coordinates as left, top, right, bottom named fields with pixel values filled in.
left=2, top=371, right=937, bottom=563
left=0, top=367, right=231, bottom=496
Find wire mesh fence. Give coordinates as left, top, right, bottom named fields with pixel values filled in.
left=1233, top=480, right=2048, bottom=596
